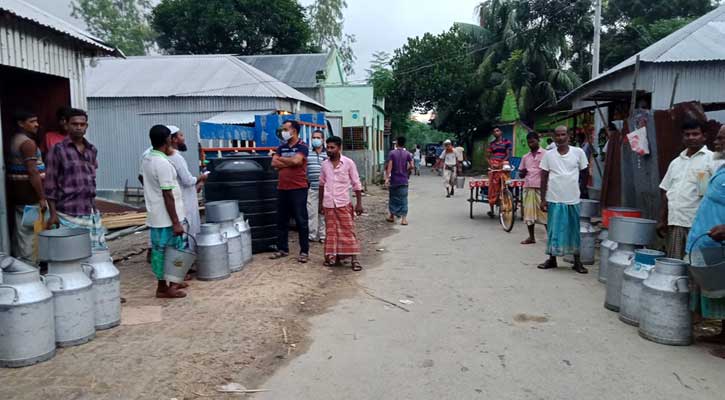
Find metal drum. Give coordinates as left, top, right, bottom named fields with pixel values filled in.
left=619, top=249, right=665, bottom=326
left=196, top=224, right=230, bottom=281
left=604, top=244, right=636, bottom=312
left=639, top=258, right=692, bottom=346
left=0, top=258, right=56, bottom=368
left=85, top=249, right=121, bottom=330
left=598, top=229, right=617, bottom=284
left=205, top=200, right=240, bottom=223
left=218, top=221, right=243, bottom=272
left=235, top=217, right=253, bottom=267
left=608, top=217, right=657, bottom=246
left=42, top=228, right=95, bottom=347
left=564, top=200, right=599, bottom=265
left=601, top=207, right=641, bottom=229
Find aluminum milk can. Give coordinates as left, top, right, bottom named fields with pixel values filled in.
left=619, top=249, right=665, bottom=326
left=604, top=243, right=636, bottom=312
left=235, top=217, right=253, bottom=267
left=219, top=221, right=243, bottom=272
left=598, top=230, right=617, bottom=284
left=639, top=258, right=692, bottom=346
left=85, top=249, right=121, bottom=330
left=0, top=258, right=56, bottom=368
left=196, top=223, right=230, bottom=281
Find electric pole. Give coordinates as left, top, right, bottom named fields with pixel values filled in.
left=592, top=0, right=602, bottom=79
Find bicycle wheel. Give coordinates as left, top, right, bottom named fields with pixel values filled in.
left=499, top=187, right=515, bottom=232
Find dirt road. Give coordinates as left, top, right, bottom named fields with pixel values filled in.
left=0, top=187, right=391, bottom=399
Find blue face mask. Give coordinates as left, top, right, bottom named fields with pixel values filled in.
left=311, top=138, right=323, bottom=148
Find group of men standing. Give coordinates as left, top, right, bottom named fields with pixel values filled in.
left=8, top=107, right=103, bottom=262
left=268, top=120, right=365, bottom=271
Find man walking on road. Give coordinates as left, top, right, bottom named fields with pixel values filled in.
left=319, top=136, right=364, bottom=271
left=537, top=126, right=589, bottom=273
left=167, top=126, right=207, bottom=249
left=307, top=130, right=328, bottom=243
left=386, top=136, right=413, bottom=225
left=519, top=132, right=547, bottom=245
left=658, top=119, right=718, bottom=260
left=270, top=120, right=310, bottom=263
left=438, top=140, right=461, bottom=198
left=141, top=125, right=187, bottom=298
left=44, top=108, right=106, bottom=250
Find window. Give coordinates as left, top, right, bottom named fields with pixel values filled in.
left=342, top=127, right=366, bottom=150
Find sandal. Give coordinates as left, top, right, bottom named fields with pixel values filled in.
left=351, top=261, right=363, bottom=271
left=537, top=259, right=558, bottom=270
left=298, top=253, right=309, bottom=263
left=520, top=238, right=536, bottom=245
left=572, top=263, right=589, bottom=274
left=269, top=251, right=289, bottom=260
left=386, top=216, right=395, bottom=223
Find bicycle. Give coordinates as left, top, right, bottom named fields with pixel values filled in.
left=488, top=164, right=516, bottom=232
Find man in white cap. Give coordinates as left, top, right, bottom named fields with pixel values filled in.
left=166, top=125, right=207, bottom=251
left=437, top=140, right=462, bottom=197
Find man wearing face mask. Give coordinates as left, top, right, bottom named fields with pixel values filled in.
left=270, top=120, right=310, bottom=263
left=307, top=130, right=328, bottom=243
left=167, top=126, right=207, bottom=249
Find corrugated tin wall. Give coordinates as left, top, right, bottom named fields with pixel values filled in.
left=89, top=96, right=280, bottom=190
left=0, top=17, right=87, bottom=108
left=572, top=62, right=725, bottom=113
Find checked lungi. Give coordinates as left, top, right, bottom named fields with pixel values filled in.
left=324, top=204, right=360, bottom=258
left=546, top=202, right=581, bottom=256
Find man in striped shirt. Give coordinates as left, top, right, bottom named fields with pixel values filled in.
left=307, top=130, right=328, bottom=242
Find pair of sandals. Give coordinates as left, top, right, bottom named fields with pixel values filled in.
left=324, top=256, right=362, bottom=271
left=269, top=251, right=308, bottom=263
left=537, top=259, right=588, bottom=274
left=386, top=216, right=408, bottom=226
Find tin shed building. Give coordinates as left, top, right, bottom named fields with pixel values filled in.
left=85, top=54, right=327, bottom=192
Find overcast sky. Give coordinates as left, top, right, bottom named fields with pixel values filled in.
left=25, top=0, right=483, bottom=80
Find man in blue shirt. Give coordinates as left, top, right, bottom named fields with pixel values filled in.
left=307, top=129, right=328, bottom=242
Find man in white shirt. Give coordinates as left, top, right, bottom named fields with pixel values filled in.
left=658, top=119, right=718, bottom=260
left=437, top=140, right=462, bottom=197
left=167, top=126, right=207, bottom=250
left=537, top=125, right=589, bottom=273
left=142, top=125, right=188, bottom=298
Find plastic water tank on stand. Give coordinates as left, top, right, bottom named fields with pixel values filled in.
left=205, top=155, right=279, bottom=253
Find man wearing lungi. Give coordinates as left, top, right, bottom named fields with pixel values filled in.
left=319, top=136, right=364, bottom=271
left=385, top=136, right=413, bottom=225
left=141, top=125, right=188, bottom=298
left=486, top=127, right=512, bottom=217
left=44, top=108, right=106, bottom=250
left=658, top=119, right=718, bottom=260
left=537, top=126, right=589, bottom=273
left=518, top=132, right=547, bottom=245
left=438, top=140, right=461, bottom=198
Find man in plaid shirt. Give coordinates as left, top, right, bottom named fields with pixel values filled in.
left=44, top=108, right=106, bottom=249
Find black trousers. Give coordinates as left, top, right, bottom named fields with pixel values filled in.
left=276, top=188, right=310, bottom=254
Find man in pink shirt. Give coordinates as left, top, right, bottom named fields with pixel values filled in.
left=319, top=136, right=364, bottom=271
left=518, top=132, right=547, bottom=244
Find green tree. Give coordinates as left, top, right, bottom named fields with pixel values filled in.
left=366, top=51, right=394, bottom=99
left=600, top=0, right=715, bottom=69
left=307, top=0, right=357, bottom=75
left=151, top=0, right=312, bottom=55
left=72, top=0, right=155, bottom=56
left=403, top=121, right=452, bottom=147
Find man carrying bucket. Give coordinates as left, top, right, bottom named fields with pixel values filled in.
left=685, top=125, right=725, bottom=356
left=142, top=125, right=188, bottom=298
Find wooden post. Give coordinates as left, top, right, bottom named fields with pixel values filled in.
left=629, top=55, right=641, bottom=118
left=669, top=72, right=680, bottom=109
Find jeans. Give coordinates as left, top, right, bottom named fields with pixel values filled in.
left=276, top=188, right=310, bottom=254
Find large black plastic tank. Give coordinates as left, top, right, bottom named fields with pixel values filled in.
left=205, top=154, right=278, bottom=253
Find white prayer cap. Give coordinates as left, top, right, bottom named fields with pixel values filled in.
left=166, top=125, right=180, bottom=135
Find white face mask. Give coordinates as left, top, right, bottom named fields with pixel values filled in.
left=281, top=130, right=292, bottom=141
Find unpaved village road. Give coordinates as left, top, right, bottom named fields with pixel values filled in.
left=255, top=171, right=724, bottom=400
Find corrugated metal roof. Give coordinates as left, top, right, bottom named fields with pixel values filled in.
left=0, top=0, right=119, bottom=55
left=238, top=53, right=329, bottom=88
left=85, top=55, right=327, bottom=110
left=559, top=5, right=725, bottom=104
